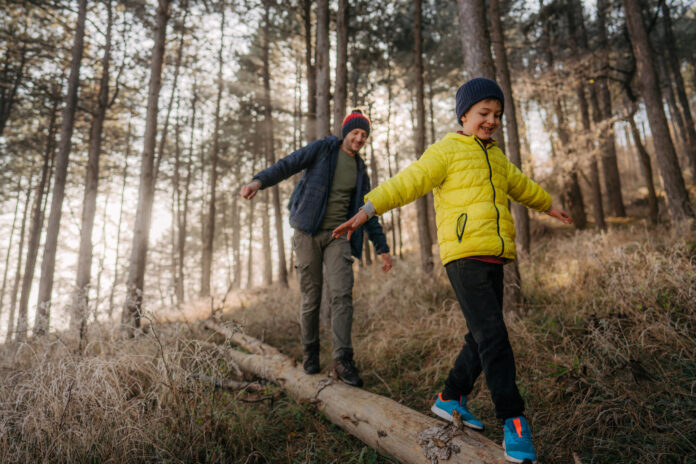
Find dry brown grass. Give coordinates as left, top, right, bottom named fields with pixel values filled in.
left=1, top=222, right=694, bottom=463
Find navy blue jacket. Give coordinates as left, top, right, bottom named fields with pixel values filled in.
left=253, top=136, right=389, bottom=258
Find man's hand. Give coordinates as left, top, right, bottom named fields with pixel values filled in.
left=546, top=205, right=573, bottom=224
left=240, top=180, right=261, bottom=200
left=332, top=209, right=368, bottom=241
left=379, top=253, right=393, bottom=272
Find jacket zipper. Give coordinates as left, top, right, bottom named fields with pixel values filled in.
left=474, top=138, right=504, bottom=257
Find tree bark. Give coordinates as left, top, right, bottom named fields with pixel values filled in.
left=540, top=5, right=587, bottom=229
left=333, top=0, right=348, bottom=136
left=596, top=0, right=626, bottom=217
left=205, top=322, right=507, bottom=464
left=34, top=0, right=88, bottom=337
left=488, top=0, right=530, bottom=254
left=414, top=0, right=433, bottom=274
left=108, top=121, right=131, bottom=318
left=622, top=0, right=694, bottom=223
left=8, top=175, right=33, bottom=342
left=303, top=0, right=317, bottom=142
left=566, top=0, right=605, bottom=230
left=315, top=0, right=330, bottom=137
left=201, top=7, right=224, bottom=297
left=122, top=0, right=173, bottom=334
left=0, top=179, right=22, bottom=317
left=262, top=4, right=288, bottom=287
left=628, top=116, right=659, bottom=223
left=71, top=0, right=113, bottom=335
left=232, top=155, right=242, bottom=288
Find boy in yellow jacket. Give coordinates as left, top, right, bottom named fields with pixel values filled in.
left=333, top=78, right=572, bottom=463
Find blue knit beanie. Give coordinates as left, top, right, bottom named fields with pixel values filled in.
left=342, top=109, right=371, bottom=138
left=455, top=77, right=505, bottom=125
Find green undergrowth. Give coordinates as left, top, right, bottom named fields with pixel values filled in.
left=0, top=222, right=694, bottom=463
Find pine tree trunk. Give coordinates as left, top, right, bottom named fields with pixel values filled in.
left=8, top=174, right=33, bottom=342
left=414, top=0, right=433, bottom=274
left=15, top=94, right=58, bottom=340
left=596, top=0, right=626, bottom=217
left=622, top=0, right=694, bottom=222
left=262, top=4, right=288, bottom=287
left=108, top=121, right=131, bottom=318
left=303, top=0, right=317, bottom=142
left=628, top=116, right=659, bottom=223
left=333, top=0, right=348, bottom=135
left=71, top=0, right=113, bottom=335
left=201, top=8, right=223, bottom=297
left=122, top=0, right=173, bottom=335
left=34, top=0, right=88, bottom=337
left=489, top=0, right=530, bottom=254
left=0, top=179, right=22, bottom=317
left=657, top=54, right=688, bottom=159
left=232, top=156, right=242, bottom=288
left=315, top=0, right=330, bottom=137
left=566, top=0, right=605, bottom=230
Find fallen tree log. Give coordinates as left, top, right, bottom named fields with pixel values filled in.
left=205, top=320, right=506, bottom=464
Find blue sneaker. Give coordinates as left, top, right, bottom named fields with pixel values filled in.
left=430, top=392, right=484, bottom=430
left=503, top=416, right=537, bottom=463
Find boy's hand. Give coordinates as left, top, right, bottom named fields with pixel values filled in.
left=332, top=210, right=368, bottom=241
left=240, top=180, right=261, bottom=199
left=546, top=206, right=573, bottom=224
left=379, top=253, right=393, bottom=272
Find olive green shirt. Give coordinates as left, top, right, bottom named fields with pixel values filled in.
left=319, top=149, right=357, bottom=230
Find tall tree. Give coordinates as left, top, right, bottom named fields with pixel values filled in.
left=489, top=0, right=530, bottom=253
left=33, top=0, right=88, bottom=337
left=539, top=0, right=587, bottom=229
left=0, top=180, right=22, bottom=316
left=315, top=0, right=330, bottom=137
left=566, top=0, right=605, bottom=230
left=201, top=5, right=224, bottom=297
left=622, top=0, right=694, bottom=223
left=15, top=89, right=57, bottom=340
left=8, top=171, right=33, bottom=341
left=596, top=0, right=626, bottom=217
left=333, top=0, right=348, bottom=135
left=71, top=0, right=114, bottom=335
left=261, top=2, right=288, bottom=286
left=108, top=121, right=131, bottom=318
left=122, top=0, right=174, bottom=334
left=661, top=1, right=696, bottom=177
left=413, top=0, right=434, bottom=274
left=302, top=0, right=317, bottom=142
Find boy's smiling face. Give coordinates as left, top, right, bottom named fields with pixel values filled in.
left=459, top=98, right=503, bottom=140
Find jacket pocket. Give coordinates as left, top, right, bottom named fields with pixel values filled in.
left=456, top=212, right=468, bottom=243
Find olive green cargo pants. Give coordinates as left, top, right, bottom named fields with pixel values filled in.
left=292, top=230, right=354, bottom=359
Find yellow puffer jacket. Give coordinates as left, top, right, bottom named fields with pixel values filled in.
left=365, top=132, right=552, bottom=264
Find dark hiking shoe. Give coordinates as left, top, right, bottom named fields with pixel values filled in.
left=303, top=342, right=320, bottom=374
left=333, top=351, right=363, bottom=387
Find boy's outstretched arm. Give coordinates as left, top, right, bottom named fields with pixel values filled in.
left=546, top=205, right=573, bottom=224
left=333, top=210, right=392, bottom=272
left=333, top=210, right=367, bottom=241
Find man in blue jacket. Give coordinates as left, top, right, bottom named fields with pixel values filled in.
left=240, top=109, right=392, bottom=387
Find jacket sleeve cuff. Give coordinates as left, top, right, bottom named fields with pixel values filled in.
left=360, top=201, right=377, bottom=219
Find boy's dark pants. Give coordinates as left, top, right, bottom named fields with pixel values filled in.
left=443, top=258, right=525, bottom=420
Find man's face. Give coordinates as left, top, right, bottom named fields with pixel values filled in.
left=460, top=98, right=502, bottom=140
left=343, top=128, right=368, bottom=154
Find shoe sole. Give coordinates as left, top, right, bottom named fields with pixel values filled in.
left=502, top=441, right=536, bottom=463
left=430, top=404, right=484, bottom=430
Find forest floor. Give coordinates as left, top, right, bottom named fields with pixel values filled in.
left=1, top=215, right=695, bottom=463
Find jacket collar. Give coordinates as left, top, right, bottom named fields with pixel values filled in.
left=444, top=132, right=498, bottom=148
